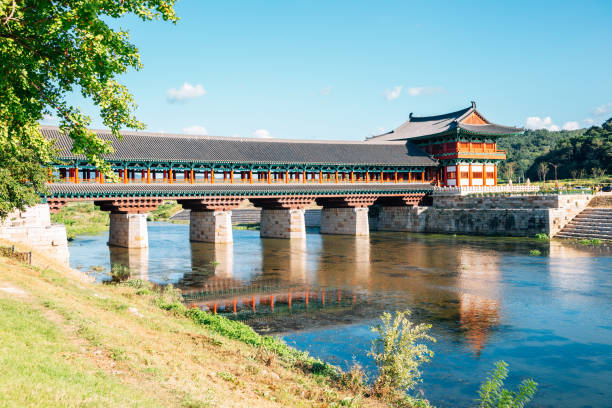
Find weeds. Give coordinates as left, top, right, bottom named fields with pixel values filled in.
left=578, top=238, right=602, bottom=246
left=534, top=233, right=549, bottom=241
left=528, top=249, right=541, bottom=256
left=369, top=310, right=435, bottom=401
left=477, top=361, right=537, bottom=408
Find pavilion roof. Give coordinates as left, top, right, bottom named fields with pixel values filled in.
left=41, top=126, right=437, bottom=167
left=365, top=102, right=523, bottom=142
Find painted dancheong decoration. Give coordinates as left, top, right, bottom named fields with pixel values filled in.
left=366, top=101, right=522, bottom=187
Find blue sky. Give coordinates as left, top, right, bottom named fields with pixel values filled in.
left=57, top=0, right=612, bottom=140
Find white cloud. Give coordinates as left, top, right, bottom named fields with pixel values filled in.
left=166, top=82, right=206, bottom=103
left=561, top=121, right=580, bottom=131
left=583, top=118, right=595, bottom=125
left=182, top=125, right=208, bottom=135
left=407, top=86, right=444, bottom=96
left=594, top=102, right=612, bottom=116
left=40, top=113, right=58, bottom=125
left=525, top=116, right=560, bottom=131
left=321, top=86, right=332, bottom=96
left=252, top=129, right=271, bottom=138
left=384, top=86, right=403, bottom=101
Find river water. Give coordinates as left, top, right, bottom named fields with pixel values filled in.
left=69, top=222, right=612, bottom=408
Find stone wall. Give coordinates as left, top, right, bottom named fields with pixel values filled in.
left=108, top=213, right=148, bottom=248
left=189, top=210, right=233, bottom=243
left=0, top=204, right=69, bottom=265
left=320, top=207, right=369, bottom=236
left=376, top=194, right=593, bottom=237
left=260, top=209, right=306, bottom=239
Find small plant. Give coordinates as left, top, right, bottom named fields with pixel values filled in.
left=528, top=249, right=541, bottom=256
left=110, top=264, right=130, bottom=282
left=578, top=238, right=602, bottom=246
left=339, top=362, right=367, bottom=393
left=477, top=361, right=537, bottom=408
left=369, top=309, right=436, bottom=399
left=534, top=233, right=549, bottom=241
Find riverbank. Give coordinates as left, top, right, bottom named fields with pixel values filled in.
left=0, top=249, right=392, bottom=407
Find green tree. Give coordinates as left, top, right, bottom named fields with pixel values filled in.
left=0, top=0, right=178, bottom=217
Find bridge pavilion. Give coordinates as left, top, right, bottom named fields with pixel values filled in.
left=366, top=102, right=522, bottom=187
left=42, top=126, right=437, bottom=248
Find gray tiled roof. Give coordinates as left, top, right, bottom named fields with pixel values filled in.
left=41, top=126, right=436, bottom=167
left=46, top=182, right=434, bottom=198
left=366, top=103, right=522, bottom=142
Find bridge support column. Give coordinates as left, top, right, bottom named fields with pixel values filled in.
left=316, top=195, right=378, bottom=236
left=260, top=208, right=306, bottom=239
left=109, top=213, right=148, bottom=248
left=178, top=198, right=244, bottom=244
left=251, top=197, right=315, bottom=239
left=320, top=207, right=369, bottom=236
left=189, top=210, right=233, bottom=243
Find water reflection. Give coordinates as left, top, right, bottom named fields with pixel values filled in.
left=72, top=225, right=612, bottom=408
left=109, top=246, right=149, bottom=280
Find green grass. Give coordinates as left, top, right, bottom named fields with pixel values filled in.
left=50, top=202, right=109, bottom=240
left=0, top=297, right=160, bottom=407
left=233, top=223, right=260, bottom=230
left=147, top=201, right=183, bottom=221
left=578, top=238, right=603, bottom=246
left=529, top=249, right=542, bottom=256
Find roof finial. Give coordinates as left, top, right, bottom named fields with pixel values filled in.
left=471, top=101, right=476, bottom=109
left=409, top=112, right=413, bottom=119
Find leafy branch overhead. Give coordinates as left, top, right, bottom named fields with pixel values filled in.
left=0, top=0, right=178, bottom=217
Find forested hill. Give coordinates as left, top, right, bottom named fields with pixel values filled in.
left=497, top=117, right=612, bottom=181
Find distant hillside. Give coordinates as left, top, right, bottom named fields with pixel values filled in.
left=497, top=117, right=612, bottom=181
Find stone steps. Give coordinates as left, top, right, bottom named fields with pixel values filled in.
left=556, top=207, right=612, bottom=241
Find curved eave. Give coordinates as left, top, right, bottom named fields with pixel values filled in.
left=457, top=128, right=523, bottom=137
left=53, top=156, right=437, bottom=168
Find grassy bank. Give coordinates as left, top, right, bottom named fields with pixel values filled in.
left=50, top=202, right=110, bottom=240
left=0, top=252, right=386, bottom=407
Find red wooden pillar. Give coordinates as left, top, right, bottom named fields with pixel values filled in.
left=162, top=170, right=167, bottom=183
left=421, top=170, right=425, bottom=183
left=335, top=171, right=339, bottom=183
left=380, top=171, right=384, bottom=183
left=123, top=167, right=128, bottom=184
left=147, top=168, right=151, bottom=184
left=468, top=164, right=473, bottom=187
left=268, top=170, right=271, bottom=184
left=168, top=169, right=173, bottom=184
left=494, top=165, right=498, bottom=186
left=230, top=170, right=234, bottom=184
left=394, top=171, right=398, bottom=183
left=210, top=169, right=215, bottom=184
left=302, top=171, right=306, bottom=184
left=319, top=170, right=323, bottom=184
left=249, top=170, right=253, bottom=184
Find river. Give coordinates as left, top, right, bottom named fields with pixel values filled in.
left=69, top=222, right=612, bottom=408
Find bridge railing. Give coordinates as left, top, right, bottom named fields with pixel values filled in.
left=433, top=185, right=541, bottom=196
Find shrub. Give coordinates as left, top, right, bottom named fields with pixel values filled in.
left=369, top=310, right=435, bottom=399
left=477, top=361, right=537, bottom=408
left=534, top=233, right=549, bottom=241
left=528, top=249, right=541, bottom=256
left=110, top=264, right=130, bottom=282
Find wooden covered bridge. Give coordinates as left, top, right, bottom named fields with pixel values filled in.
left=42, top=126, right=437, bottom=248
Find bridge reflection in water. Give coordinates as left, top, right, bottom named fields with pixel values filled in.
left=104, top=231, right=512, bottom=353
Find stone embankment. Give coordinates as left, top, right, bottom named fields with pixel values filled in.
left=0, top=204, right=69, bottom=265
left=375, top=193, right=593, bottom=237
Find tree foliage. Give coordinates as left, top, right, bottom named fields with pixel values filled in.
left=369, top=309, right=436, bottom=398
left=0, top=0, right=178, bottom=217
left=498, top=118, right=612, bottom=181
left=477, top=360, right=537, bottom=408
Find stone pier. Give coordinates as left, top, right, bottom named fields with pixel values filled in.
left=260, top=209, right=306, bottom=239
left=317, top=196, right=378, bottom=236
left=251, top=197, right=314, bottom=239
left=178, top=197, right=244, bottom=244
left=189, top=210, right=233, bottom=243
left=320, top=207, right=370, bottom=236
left=108, top=213, right=148, bottom=248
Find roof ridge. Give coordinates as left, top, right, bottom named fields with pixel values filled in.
left=39, top=125, right=405, bottom=145
left=408, top=106, right=472, bottom=122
